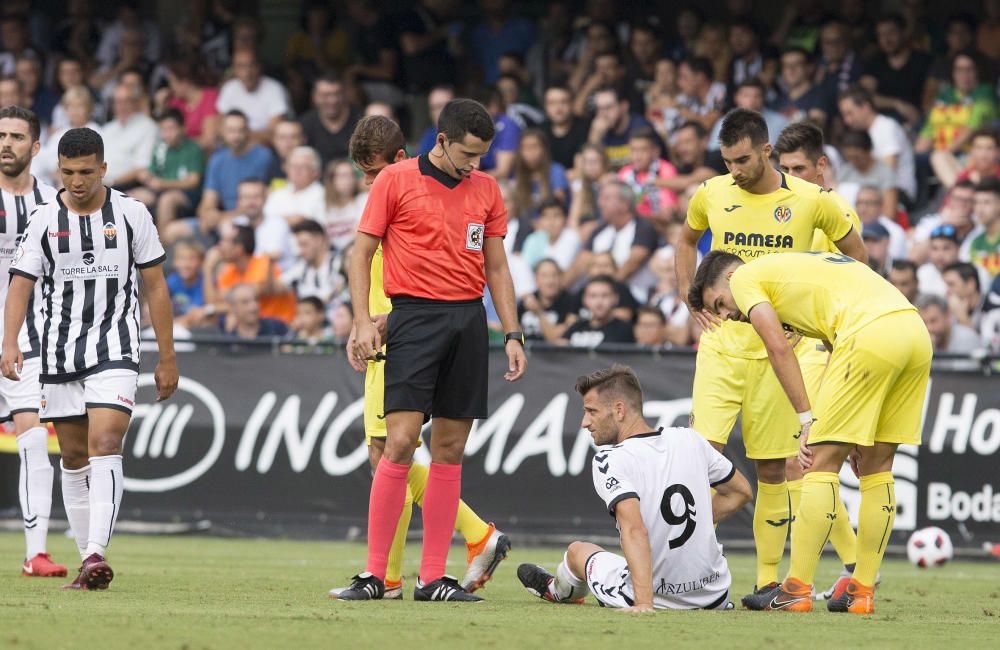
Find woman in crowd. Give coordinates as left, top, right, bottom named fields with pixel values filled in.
left=163, top=57, right=221, bottom=151
left=321, top=159, right=368, bottom=252
left=568, top=144, right=610, bottom=242
left=512, top=129, right=569, bottom=219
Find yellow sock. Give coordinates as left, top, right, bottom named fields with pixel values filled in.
left=788, top=472, right=840, bottom=586
left=854, top=472, right=895, bottom=587
left=407, top=463, right=490, bottom=545
left=752, top=481, right=789, bottom=587
left=385, top=485, right=413, bottom=584
left=787, top=479, right=803, bottom=524
left=829, top=495, right=858, bottom=566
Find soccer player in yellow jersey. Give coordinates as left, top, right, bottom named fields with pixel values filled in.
left=328, top=116, right=509, bottom=600
left=689, top=250, right=932, bottom=614
left=774, top=121, right=867, bottom=600
left=675, top=109, right=867, bottom=600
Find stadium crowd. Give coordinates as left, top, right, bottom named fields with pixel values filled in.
left=6, top=0, right=1000, bottom=353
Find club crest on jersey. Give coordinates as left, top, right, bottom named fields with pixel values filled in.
left=773, top=206, right=792, bottom=223
left=466, top=223, right=484, bottom=251
left=103, top=222, right=117, bottom=241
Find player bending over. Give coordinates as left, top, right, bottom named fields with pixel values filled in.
left=518, top=365, right=752, bottom=611
left=2, top=128, right=178, bottom=590
left=689, top=250, right=931, bottom=614
left=675, top=108, right=866, bottom=603
left=773, top=121, right=871, bottom=600
left=329, top=115, right=510, bottom=600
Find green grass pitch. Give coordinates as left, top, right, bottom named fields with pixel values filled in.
left=0, top=532, right=998, bottom=649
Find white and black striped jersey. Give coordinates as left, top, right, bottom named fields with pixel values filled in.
left=592, top=427, right=735, bottom=609
left=11, top=187, right=166, bottom=383
left=282, top=252, right=344, bottom=303
left=0, top=176, right=57, bottom=359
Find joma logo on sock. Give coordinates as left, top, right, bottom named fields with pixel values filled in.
left=882, top=505, right=895, bottom=513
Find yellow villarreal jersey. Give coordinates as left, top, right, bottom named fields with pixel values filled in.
left=730, top=252, right=915, bottom=345
left=811, top=189, right=862, bottom=252
left=687, top=173, right=854, bottom=358
left=369, top=246, right=392, bottom=315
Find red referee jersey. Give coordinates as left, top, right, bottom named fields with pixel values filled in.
left=357, top=155, right=507, bottom=301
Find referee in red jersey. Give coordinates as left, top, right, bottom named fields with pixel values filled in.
left=343, top=99, right=527, bottom=602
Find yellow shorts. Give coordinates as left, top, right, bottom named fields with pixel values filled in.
left=363, top=359, right=386, bottom=444
left=797, top=337, right=831, bottom=399
left=691, top=345, right=800, bottom=460
left=809, top=310, right=932, bottom=447
left=363, top=355, right=422, bottom=448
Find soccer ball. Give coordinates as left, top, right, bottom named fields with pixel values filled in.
left=906, top=527, right=953, bottom=568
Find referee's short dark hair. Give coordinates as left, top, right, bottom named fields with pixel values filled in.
left=232, top=223, right=256, bottom=256
left=719, top=108, right=769, bottom=149
left=349, top=115, right=406, bottom=167
left=688, top=250, right=744, bottom=312
left=0, top=105, right=40, bottom=142
left=58, top=127, right=104, bottom=161
left=438, top=98, right=495, bottom=143
left=774, top=121, right=825, bottom=162
left=574, top=364, right=644, bottom=412
left=291, top=219, right=326, bottom=237
left=157, top=107, right=185, bottom=127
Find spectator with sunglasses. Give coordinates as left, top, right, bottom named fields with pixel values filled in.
left=908, top=180, right=977, bottom=264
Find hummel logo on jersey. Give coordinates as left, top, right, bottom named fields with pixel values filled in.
left=594, top=453, right=609, bottom=463
left=48, top=230, right=70, bottom=238
left=723, top=204, right=742, bottom=212
left=597, top=463, right=610, bottom=474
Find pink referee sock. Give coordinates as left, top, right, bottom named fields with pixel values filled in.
left=364, top=459, right=410, bottom=581
left=419, top=462, right=462, bottom=584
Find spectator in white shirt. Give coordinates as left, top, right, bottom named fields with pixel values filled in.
left=320, top=159, right=368, bottom=251
left=36, top=86, right=103, bottom=185
left=837, top=129, right=898, bottom=218
left=264, top=146, right=325, bottom=229
left=520, top=198, right=581, bottom=271
left=838, top=86, right=916, bottom=205
left=279, top=219, right=344, bottom=303
left=855, top=185, right=907, bottom=262
left=216, top=49, right=291, bottom=143
left=918, top=294, right=983, bottom=354
left=103, top=82, right=158, bottom=189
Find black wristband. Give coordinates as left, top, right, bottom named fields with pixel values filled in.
left=504, top=331, right=524, bottom=346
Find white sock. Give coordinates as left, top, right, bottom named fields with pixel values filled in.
left=551, top=551, right=589, bottom=601
left=17, top=427, right=53, bottom=559
left=85, top=455, right=124, bottom=557
left=61, top=461, right=91, bottom=560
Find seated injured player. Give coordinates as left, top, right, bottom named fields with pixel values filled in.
left=517, top=365, right=752, bottom=612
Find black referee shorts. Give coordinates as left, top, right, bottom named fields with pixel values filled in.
left=384, top=296, right=488, bottom=421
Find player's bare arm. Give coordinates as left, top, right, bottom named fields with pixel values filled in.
left=676, top=223, right=721, bottom=331
left=614, top=498, right=655, bottom=612
left=0, top=274, right=33, bottom=380
left=483, top=236, right=527, bottom=382
left=140, top=265, right=179, bottom=402
left=833, top=227, right=868, bottom=265
left=712, top=467, right=753, bottom=523
left=348, top=232, right=382, bottom=364
left=746, top=302, right=815, bottom=467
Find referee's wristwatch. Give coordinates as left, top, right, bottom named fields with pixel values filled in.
left=504, top=331, right=525, bottom=346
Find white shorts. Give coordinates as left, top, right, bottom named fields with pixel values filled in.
left=0, top=356, right=41, bottom=421
left=40, top=369, right=138, bottom=422
left=584, top=551, right=733, bottom=611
